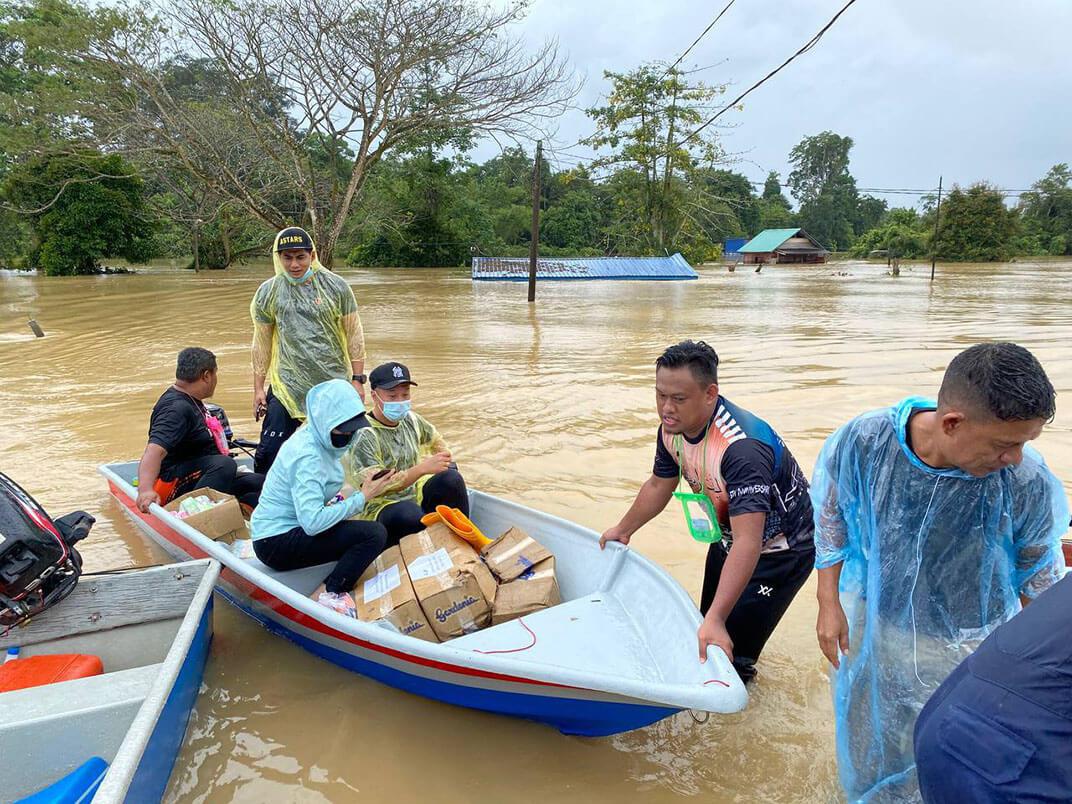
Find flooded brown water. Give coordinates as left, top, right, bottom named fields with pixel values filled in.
left=1, top=258, right=1070, bottom=803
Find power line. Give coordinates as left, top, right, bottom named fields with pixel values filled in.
left=662, top=0, right=738, bottom=78
left=677, top=0, right=860, bottom=147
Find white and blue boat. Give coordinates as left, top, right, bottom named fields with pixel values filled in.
left=0, top=559, right=218, bottom=803
left=100, top=459, right=747, bottom=737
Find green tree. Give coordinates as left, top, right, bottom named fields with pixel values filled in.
left=787, top=131, right=860, bottom=249
left=6, top=152, right=155, bottom=274
left=584, top=63, right=728, bottom=259
left=756, top=171, right=794, bottom=231
left=1019, top=164, right=1072, bottom=255
left=932, top=183, right=1019, bottom=262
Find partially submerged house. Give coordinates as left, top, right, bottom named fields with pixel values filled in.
left=738, top=228, right=828, bottom=265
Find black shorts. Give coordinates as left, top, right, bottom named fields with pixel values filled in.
left=700, top=538, right=815, bottom=680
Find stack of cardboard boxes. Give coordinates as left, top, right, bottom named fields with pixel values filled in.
left=355, top=522, right=561, bottom=640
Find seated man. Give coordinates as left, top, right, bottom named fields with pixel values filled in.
left=251, top=379, right=395, bottom=616
left=137, top=347, right=264, bottom=513
left=346, top=362, right=469, bottom=546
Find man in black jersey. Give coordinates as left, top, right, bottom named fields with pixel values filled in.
left=601, top=340, right=815, bottom=682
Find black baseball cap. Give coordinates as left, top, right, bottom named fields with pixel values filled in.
left=276, top=227, right=314, bottom=252
left=333, top=412, right=369, bottom=434
left=370, top=362, right=418, bottom=390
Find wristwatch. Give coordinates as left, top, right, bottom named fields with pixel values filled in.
left=351, top=374, right=367, bottom=384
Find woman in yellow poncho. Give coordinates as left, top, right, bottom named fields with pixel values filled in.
left=251, top=227, right=367, bottom=473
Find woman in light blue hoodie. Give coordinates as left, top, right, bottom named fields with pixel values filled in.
left=251, top=379, right=395, bottom=616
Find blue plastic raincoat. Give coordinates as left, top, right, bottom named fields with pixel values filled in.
left=250, top=379, right=369, bottom=541
left=811, top=397, right=1068, bottom=803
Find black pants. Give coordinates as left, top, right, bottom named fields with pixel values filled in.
left=700, top=538, right=815, bottom=682
left=253, top=519, right=388, bottom=594
left=377, top=469, right=469, bottom=547
left=254, top=387, right=302, bottom=474
left=162, top=454, right=265, bottom=508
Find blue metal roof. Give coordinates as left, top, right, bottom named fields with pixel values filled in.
left=724, top=237, right=748, bottom=255
left=471, top=253, right=698, bottom=281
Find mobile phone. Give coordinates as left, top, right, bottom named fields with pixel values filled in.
left=372, top=468, right=391, bottom=480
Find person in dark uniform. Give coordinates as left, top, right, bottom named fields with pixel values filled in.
left=600, top=340, right=815, bottom=682
left=914, top=570, right=1072, bottom=803
left=136, top=347, right=264, bottom=512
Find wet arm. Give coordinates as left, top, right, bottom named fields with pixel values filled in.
left=703, top=512, right=764, bottom=624
left=137, top=443, right=166, bottom=492
left=252, top=321, right=274, bottom=396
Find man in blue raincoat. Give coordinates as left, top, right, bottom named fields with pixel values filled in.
left=811, top=342, right=1069, bottom=803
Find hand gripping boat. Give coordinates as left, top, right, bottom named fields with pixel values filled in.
left=100, top=460, right=746, bottom=736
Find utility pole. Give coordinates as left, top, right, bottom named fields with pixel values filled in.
left=527, top=140, right=542, bottom=303
left=930, top=176, right=943, bottom=281
left=193, top=218, right=203, bottom=273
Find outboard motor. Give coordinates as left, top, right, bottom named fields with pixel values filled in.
left=0, top=472, right=93, bottom=631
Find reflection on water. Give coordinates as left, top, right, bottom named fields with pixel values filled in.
left=2, top=259, right=1070, bottom=802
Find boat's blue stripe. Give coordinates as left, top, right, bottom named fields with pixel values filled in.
left=218, top=590, right=677, bottom=737
left=124, top=595, right=213, bottom=802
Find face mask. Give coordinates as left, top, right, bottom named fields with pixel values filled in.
left=330, top=429, right=354, bottom=448
left=285, top=266, right=313, bottom=284
left=376, top=396, right=411, bottom=422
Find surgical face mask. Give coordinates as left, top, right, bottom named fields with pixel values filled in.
left=330, top=429, right=354, bottom=448
left=286, top=266, right=314, bottom=285
left=375, top=394, right=411, bottom=422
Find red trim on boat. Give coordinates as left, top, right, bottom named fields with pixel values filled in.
left=109, top=480, right=576, bottom=692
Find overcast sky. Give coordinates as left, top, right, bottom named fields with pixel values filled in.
left=474, top=0, right=1072, bottom=208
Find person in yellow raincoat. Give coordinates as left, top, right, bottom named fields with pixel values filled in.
left=345, top=361, right=470, bottom=546
left=251, top=227, right=367, bottom=473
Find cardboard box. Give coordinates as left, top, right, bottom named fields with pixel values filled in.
left=355, top=546, right=437, bottom=643
left=491, top=557, right=561, bottom=626
left=164, top=487, right=246, bottom=543
left=480, top=527, right=553, bottom=582
left=399, top=523, right=496, bottom=641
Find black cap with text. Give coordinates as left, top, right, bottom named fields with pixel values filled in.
left=370, top=362, right=418, bottom=390
left=275, top=227, right=314, bottom=252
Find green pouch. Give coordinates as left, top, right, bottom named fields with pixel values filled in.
left=673, top=489, right=723, bottom=543
left=673, top=433, right=723, bottom=544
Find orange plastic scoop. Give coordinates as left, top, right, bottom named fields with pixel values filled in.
left=420, top=506, right=491, bottom=549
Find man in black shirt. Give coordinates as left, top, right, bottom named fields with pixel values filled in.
left=136, top=348, right=263, bottom=513
left=601, top=340, right=815, bottom=682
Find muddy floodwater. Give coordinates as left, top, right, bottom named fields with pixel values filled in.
left=2, top=259, right=1070, bottom=803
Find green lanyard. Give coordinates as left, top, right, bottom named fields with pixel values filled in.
left=672, top=428, right=723, bottom=543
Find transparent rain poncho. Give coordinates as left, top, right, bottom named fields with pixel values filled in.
left=251, top=230, right=365, bottom=419
left=344, top=410, right=448, bottom=521
left=812, top=397, right=1068, bottom=803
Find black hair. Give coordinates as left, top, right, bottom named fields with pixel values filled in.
left=176, top=347, right=217, bottom=383
left=938, top=342, right=1055, bottom=422
left=656, top=340, right=719, bottom=387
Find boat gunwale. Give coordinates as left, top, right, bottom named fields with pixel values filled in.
left=98, top=460, right=746, bottom=713
left=91, top=558, right=219, bottom=801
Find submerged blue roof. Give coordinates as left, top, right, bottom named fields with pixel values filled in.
left=471, top=253, right=698, bottom=281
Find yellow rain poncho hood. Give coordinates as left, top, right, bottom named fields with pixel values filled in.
left=251, top=229, right=366, bottom=419
left=345, top=409, right=448, bottom=521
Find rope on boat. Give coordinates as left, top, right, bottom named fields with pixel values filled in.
left=473, top=617, right=537, bottom=654
left=689, top=709, right=710, bottom=724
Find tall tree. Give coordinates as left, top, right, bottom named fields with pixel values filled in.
left=12, top=0, right=577, bottom=266
left=584, top=63, right=729, bottom=257
left=5, top=152, right=155, bottom=274
left=1019, top=163, right=1072, bottom=255
left=787, top=131, right=860, bottom=249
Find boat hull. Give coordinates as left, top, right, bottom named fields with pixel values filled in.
left=106, top=477, right=680, bottom=737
